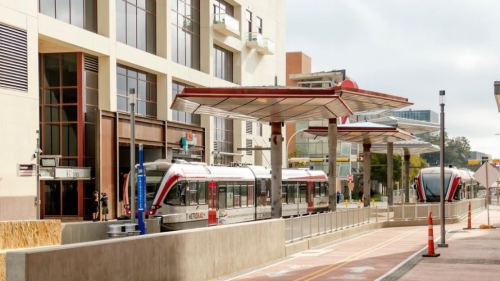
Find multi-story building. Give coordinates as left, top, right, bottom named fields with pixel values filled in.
left=470, top=151, right=491, bottom=161
left=387, top=110, right=439, bottom=123
left=0, top=0, right=286, bottom=221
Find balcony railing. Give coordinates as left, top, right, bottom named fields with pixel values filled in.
left=213, top=13, right=240, bottom=38
left=262, top=38, right=275, bottom=55
left=246, top=32, right=275, bottom=55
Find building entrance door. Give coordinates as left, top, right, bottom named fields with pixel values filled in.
left=43, top=181, right=79, bottom=219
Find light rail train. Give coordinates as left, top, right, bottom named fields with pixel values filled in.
left=414, top=167, right=479, bottom=202
left=123, top=161, right=329, bottom=230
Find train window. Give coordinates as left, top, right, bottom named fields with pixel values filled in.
left=287, top=183, right=295, bottom=204
left=320, top=182, right=327, bottom=197
left=198, top=182, right=207, bottom=204
left=300, top=185, right=307, bottom=203
left=188, top=182, right=198, bottom=205
left=258, top=179, right=267, bottom=206
left=234, top=185, right=241, bottom=208
left=145, top=171, right=165, bottom=202
left=315, top=182, right=320, bottom=197
left=240, top=185, right=248, bottom=207
left=164, top=181, right=187, bottom=206
left=218, top=184, right=227, bottom=209
left=282, top=185, right=287, bottom=204
left=247, top=184, right=254, bottom=206
left=294, top=182, right=300, bottom=203
left=227, top=184, right=234, bottom=208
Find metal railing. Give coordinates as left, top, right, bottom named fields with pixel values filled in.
left=246, top=32, right=264, bottom=46
left=284, top=198, right=485, bottom=243
left=213, top=13, right=240, bottom=35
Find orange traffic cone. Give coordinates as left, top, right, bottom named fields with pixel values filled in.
left=423, top=212, right=440, bottom=257
left=463, top=201, right=474, bottom=230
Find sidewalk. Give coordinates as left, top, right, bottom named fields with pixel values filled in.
left=397, top=205, right=500, bottom=281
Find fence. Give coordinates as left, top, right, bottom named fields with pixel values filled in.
left=284, top=198, right=485, bottom=243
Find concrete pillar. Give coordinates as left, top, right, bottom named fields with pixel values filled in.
left=387, top=142, right=394, bottom=206
left=404, top=149, right=410, bottom=203
left=363, top=143, right=371, bottom=207
left=328, top=118, right=337, bottom=211
left=270, top=122, right=283, bottom=218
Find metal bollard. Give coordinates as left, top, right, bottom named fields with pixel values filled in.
left=291, top=215, right=294, bottom=243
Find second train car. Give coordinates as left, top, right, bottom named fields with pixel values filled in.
left=415, top=167, right=479, bottom=202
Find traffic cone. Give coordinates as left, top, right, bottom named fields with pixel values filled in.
left=463, top=201, right=474, bottom=230
left=423, top=212, right=440, bottom=257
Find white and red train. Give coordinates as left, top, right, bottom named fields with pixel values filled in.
left=124, top=161, right=329, bottom=230
left=414, top=167, right=479, bottom=202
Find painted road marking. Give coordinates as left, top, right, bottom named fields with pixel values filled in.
left=293, top=229, right=421, bottom=281
left=330, top=274, right=366, bottom=280
left=266, top=270, right=289, bottom=278
left=349, top=266, right=375, bottom=273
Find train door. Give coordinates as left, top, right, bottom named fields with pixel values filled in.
left=207, top=182, right=218, bottom=226
left=307, top=182, right=314, bottom=213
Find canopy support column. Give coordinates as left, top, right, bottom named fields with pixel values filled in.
left=404, top=149, right=410, bottom=203
left=363, top=143, right=371, bottom=207
left=387, top=142, right=394, bottom=206
left=328, top=118, right=337, bottom=211
left=271, top=122, right=283, bottom=218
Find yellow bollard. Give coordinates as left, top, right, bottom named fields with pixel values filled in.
left=372, top=199, right=375, bottom=207
left=358, top=199, right=361, bottom=206
left=345, top=199, right=348, bottom=207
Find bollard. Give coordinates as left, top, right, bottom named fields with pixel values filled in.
left=358, top=199, right=361, bottom=207
left=423, top=212, right=440, bottom=257
left=463, top=201, right=474, bottom=230
left=291, top=215, right=294, bottom=243
left=372, top=198, right=375, bottom=207
left=345, top=199, right=348, bottom=208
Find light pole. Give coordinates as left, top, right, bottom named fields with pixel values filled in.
left=36, top=130, right=41, bottom=220
left=286, top=128, right=306, bottom=168
left=129, top=88, right=136, bottom=224
left=438, top=90, right=448, bottom=248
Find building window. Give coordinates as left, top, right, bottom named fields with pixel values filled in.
left=84, top=54, right=98, bottom=170
left=213, top=45, right=233, bottom=82
left=214, top=117, right=233, bottom=165
left=116, top=64, right=157, bottom=118
left=171, top=0, right=200, bottom=70
left=246, top=10, right=252, bottom=32
left=257, top=17, right=262, bottom=34
left=0, top=23, right=27, bottom=91
left=116, top=0, right=156, bottom=54
left=246, top=139, right=252, bottom=156
left=256, top=123, right=262, bottom=137
left=213, top=0, right=233, bottom=16
left=38, top=0, right=97, bottom=33
left=172, top=81, right=200, bottom=125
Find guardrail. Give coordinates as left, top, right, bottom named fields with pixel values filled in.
left=284, top=198, right=485, bottom=243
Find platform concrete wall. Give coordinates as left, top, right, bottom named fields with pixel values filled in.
left=7, top=219, right=285, bottom=281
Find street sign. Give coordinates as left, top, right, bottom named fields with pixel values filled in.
left=18, top=164, right=36, bottom=177
left=474, top=162, right=500, bottom=188
left=468, top=160, right=480, bottom=165
left=347, top=174, right=353, bottom=182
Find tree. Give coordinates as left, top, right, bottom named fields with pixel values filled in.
left=370, top=153, right=402, bottom=187
left=421, top=133, right=471, bottom=168
left=409, top=155, right=428, bottom=179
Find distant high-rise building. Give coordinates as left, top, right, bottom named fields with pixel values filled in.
left=388, top=110, right=439, bottom=123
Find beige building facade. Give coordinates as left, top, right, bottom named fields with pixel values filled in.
left=0, top=0, right=286, bottom=221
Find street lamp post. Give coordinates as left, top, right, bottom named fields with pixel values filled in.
left=438, top=90, right=448, bottom=248
left=129, top=88, right=136, bottom=224
left=286, top=128, right=307, bottom=168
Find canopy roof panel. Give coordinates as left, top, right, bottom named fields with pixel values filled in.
left=171, top=86, right=413, bottom=123
left=302, top=122, right=416, bottom=144
left=370, top=140, right=440, bottom=155
left=368, top=116, right=440, bottom=135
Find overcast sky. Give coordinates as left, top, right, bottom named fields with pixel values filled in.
left=287, top=0, right=500, bottom=159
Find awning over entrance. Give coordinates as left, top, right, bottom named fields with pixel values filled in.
left=368, top=116, right=440, bottom=135
left=171, top=86, right=413, bottom=123
left=301, top=123, right=416, bottom=144
left=370, top=140, right=440, bottom=155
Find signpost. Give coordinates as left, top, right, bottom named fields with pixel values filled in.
left=474, top=162, right=500, bottom=226
left=137, top=144, right=146, bottom=235
left=347, top=174, right=353, bottom=182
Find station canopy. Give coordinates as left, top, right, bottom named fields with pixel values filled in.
left=370, top=140, right=440, bottom=155
left=171, top=86, right=413, bottom=123
left=368, top=116, right=440, bottom=135
left=301, top=122, right=416, bottom=144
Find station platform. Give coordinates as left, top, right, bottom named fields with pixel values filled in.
left=220, top=205, right=500, bottom=281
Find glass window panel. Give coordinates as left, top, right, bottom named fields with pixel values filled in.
left=117, top=74, right=127, bottom=96
left=282, top=185, right=287, bottom=203
left=138, top=101, right=146, bottom=116
left=85, top=71, right=98, bottom=89
left=70, top=0, right=84, bottom=28
left=178, top=1, right=185, bottom=15
left=145, top=102, right=156, bottom=117
left=85, top=106, right=96, bottom=123
left=146, top=73, right=156, bottom=83
left=61, top=53, right=77, bottom=86
left=198, top=182, right=206, bottom=204
left=147, top=13, right=156, bottom=54
left=56, top=0, right=70, bottom=23
left=62, top=159, right=78, bottom=166
left=127, top=77, right=138, bottom=98
left=62, top=106, right=78, bottom=121
left=116, top=0, right=127, bottom=43
left=63, top=88, right=78, bottom=104
left=226, top=185, right=233, bottom=208
left=146, top=0, right=155, bottom=13
left=44, top=89, right=60, bottom=104
left=241, top=185, right=247, bottom=207
left=248, top=184, right=254, bottom=206
left=185, top=32, right=191, bottom=67
left=43, top=124, right=59, bottom=155
left=44, top=182, right=61, bottom=216
left=40, top=0, right=56, bottom=17
left=43, top=54, right=60, bottom=87
left=85, top=0, right=97, bottom=32
left=44, top=106, right=60, bottom=122
left=127, top=3, right=137, bottom=47
left=172, top=110, right=178, bottom=121
left=62, top=181, right=79, bottom=216
left=137, top=0, right=145, bottom=9
left=117, top=65, right=127, bottom=75
left=127, top=68, right=137, bottom=78
left=118, top=96, right=128, bottom=111
left=178, top=29, right=185, bottom=65
left=62, top=123, right=78, bottom=156
left=218, top=186, right=226, bottom=209
left=137, top=8, right=146, bottom=51
left=138, top=80, right=147, bottom=100
left=171, top=0, right=177, bottom=11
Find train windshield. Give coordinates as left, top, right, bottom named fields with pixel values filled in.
left=127, top=170, right=166, bottom=209
left=421, top=173, right=452, bottom=201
